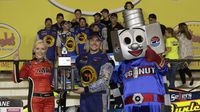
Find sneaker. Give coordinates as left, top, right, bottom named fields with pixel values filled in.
left=189, top=78, right=194, bottom=86
left=177, top=84, right=188, bottom=88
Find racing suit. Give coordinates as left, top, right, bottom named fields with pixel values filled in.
left=37, top=28, right=57, bottom=82
left=76, top=51, right=114, bottom=112
left=112, top=57, right=168, bottom=112
left=56, top=31, right=77, bottom=57
left=74, top=27, right=91, bottom=55
left=37, top=28, right=57, bottom=63
left=13, top=59, right=54, bottom=112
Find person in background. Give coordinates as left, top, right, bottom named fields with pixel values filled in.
left=74, top=33, right=114, bottom=112
left=71, top=9, right=82, bottom=28
left=90, top=13, right=108, bottom=53
left=177, top=22, right=194, bottom=87
left=90, top=12, right=106, bottom=33
left=13, top=40, right=55, bottom=112
left=57, top=20, right=77, bottom=57
left=37, top=18, right=57, bottom=65
left=74, top=17, right=91, bottom=55
left=52, top=13, right=64, bottom=32
left=164, top=27, right=179, bottom=88
left=107, top=13, right=124, bottom=53
left=124, top=1, right=134, bottom=10
left=148, top=13, right=166, bottom=37
left=100, top=8, right=111, bottom=28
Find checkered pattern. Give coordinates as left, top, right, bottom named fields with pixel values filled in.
left=109, top=83, right=124, bottom=109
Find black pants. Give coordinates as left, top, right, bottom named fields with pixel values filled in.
left=179, top=67, right=192, bottom=84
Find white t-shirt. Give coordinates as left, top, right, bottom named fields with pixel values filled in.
left=177, top=33, right=193, bottom=59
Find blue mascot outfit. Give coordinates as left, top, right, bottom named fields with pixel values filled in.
left=110, top=8, right=168, bottom=112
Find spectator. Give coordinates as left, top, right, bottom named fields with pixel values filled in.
left=124, top=1, right=134, bottom=10
left=177, top=22, right=194, bottom=87
left=93, top=12, right=102, bottom=23
left=74, top=17, right=91, bottom=55
left=107, top=13, right=124, bottom=53
left=164, top=27, right=179, bottom=88
left=90, top=13, right=108, bottom=53
left=52, top=13, right=64, bottom=32
left=100, top=8, right=111, bottom=27
left=37, top=18, right=57, bottom=66
left=74, top=33, right=114, bottom=112
left=71, top=9, right=82, bottom=28
left=57, top=20, right=77, bottom=57
left=148, top=13, right=166, bottom=36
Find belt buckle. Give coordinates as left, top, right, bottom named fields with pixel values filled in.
left=132, top=93, right=144, bottom=104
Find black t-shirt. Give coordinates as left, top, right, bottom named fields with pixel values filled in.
left=100, top=19, right=111, bottom=28
left=160, top=24, right=166, bottom=36
left=106, top=22, right=124, bottom=53
left=52, top=23, right=62, bottom=32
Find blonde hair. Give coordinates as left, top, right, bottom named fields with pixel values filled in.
left=33, top=40, right=48, bottom=51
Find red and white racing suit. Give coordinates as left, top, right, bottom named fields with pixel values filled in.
left=13, top=59, right=54, bottom=112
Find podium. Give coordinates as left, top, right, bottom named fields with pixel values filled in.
left=55, top=56, right=79, bottom=112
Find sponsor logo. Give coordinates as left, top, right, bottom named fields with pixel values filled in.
left=49, top=0, right=141, bottom=16
left=0, top=23, right=21, bottom=58
left=150, top=36, right=160, bottom=47
left=172, top=102, right=200, bottom=112
left=43, top=35, right=55, bottom=47
left=77, top=33, right=87, bottom=44
left=66, top=37, right=75, bottom=52
left=170, top=93, right=192, bottom=102
left=80, top=65, right=97, bottom=86
left=37, top=67, right=51, bottom=74
left=125, top=66, right=155, bottom=79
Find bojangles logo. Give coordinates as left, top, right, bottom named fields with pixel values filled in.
left=0, top=23, right=21, bottom=58
left=0, top=32, right=15, bottom=47
left=171, top=102, right=200, bottom=112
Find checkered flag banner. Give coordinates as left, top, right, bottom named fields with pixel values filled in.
left=109, top=83, right=124, bottom=110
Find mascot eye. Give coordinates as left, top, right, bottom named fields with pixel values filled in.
left=136, top=35, right=143, bottom=43
left=124, top=37, right=131, bottom=45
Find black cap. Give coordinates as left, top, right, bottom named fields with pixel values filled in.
left=101, top=8, right=109, bottom=13
left=60, top=20, right=71, bottom=26
left=110, top=13, right=118, bottom=18
left=148, top=13, right=157, bottom=19
left=88, top=32, right=104, bottom=41
left=93, top=12, right=102, bottom=17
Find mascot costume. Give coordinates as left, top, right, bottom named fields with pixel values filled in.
left=111, top=8, right=169, bottom=112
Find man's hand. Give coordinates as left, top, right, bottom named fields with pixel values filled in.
left=73, top=87, right=85, bottom=94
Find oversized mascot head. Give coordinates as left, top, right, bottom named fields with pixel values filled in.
left=111, top=8, right=165, bottom=61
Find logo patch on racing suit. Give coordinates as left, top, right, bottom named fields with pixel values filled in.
left=77, top=33, right=87, bottom=44
left=80, top=65, right=97, bottom=87
left=44, top=35, right=55, bottom=47
left=37, top=67, right=51, bottom=74
left=125, top=66, right=155, bottom=79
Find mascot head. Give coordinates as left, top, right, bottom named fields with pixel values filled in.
left=111, top=8, right=165, bottom=61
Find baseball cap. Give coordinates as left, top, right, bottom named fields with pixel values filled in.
left=101, top=8, right=109, bottom=13
left=110, top=13, right=118, bottom=18
left=93, top=12, right=102, bottom=17
left=88, top=32, right=104, bottom=41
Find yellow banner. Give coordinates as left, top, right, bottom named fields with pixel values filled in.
left=0, top=0, right=200, bottom=70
